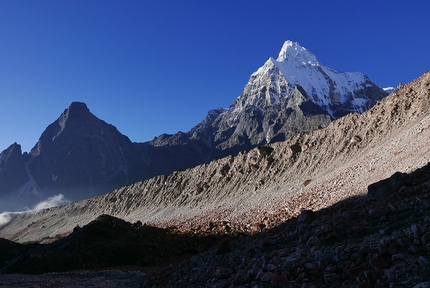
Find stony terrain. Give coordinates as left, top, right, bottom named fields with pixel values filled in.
left=0, top=152, right=429, bottom=287
left=0, top=70, right=428, bottom=286
left=143, top=162, right=430, bottom=287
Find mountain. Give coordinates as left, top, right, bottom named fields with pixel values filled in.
left=2, top=70, right=428, bottom=244
left=0, top=41, right=387, bottom=212
left=0, top=143, right=28, bottom=198
left=0, top=68, right=429, bottom=287
left=149, top=41, right=386, bottom=157
left=0, top=102, right=148, bottom=211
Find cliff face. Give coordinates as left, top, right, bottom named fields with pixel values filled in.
left=2, top=70, right=428, bottom=244
left=27, top=102, right=148, bottom=202
left=0, top=143, right=28, bottom=197
left=0, top=102, right=150, bottom=212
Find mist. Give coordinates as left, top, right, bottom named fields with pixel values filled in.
left=0, top=194, right=70, bottom=227
left=0, top=212, right=11, bottom=226
left=31, top=194, right=70, bottom=211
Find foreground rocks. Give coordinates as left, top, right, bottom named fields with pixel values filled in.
left=1, top=162, right=430, bottom=287
left=143, top=162, right=430, bottom=287
left=0, top=214, right=218, bottom=275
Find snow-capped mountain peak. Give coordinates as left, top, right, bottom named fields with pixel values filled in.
left=276, top=40, right=320, bottom=67
left=240, top=40, right=387, bottom=118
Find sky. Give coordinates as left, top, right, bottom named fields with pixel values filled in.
left=1, top=1, right=430, bottom=153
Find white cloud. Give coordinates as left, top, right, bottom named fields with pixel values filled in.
left=0, top=212, right=12, bottom=226
left=0, top=194, right=70, bottom=227
left=32, top=194, right=70, bottom=211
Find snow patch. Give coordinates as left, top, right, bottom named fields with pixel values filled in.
left=383, top=87, right=395, bottom=94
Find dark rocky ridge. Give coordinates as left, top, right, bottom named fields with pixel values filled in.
left=0, top=102, right=151, bottom=211
left=27, top=102, right=147, bottom=201
left=0, top=214, right=217, bottom=275
left=0, top=143, right=28, bottom=197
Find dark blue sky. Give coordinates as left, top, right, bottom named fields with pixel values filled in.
left=1, top=1, right=429, bottom=152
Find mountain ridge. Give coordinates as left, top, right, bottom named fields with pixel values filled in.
left=0, top=41, right=387, bottom=212
left=1, top=69, right=428, bottom=244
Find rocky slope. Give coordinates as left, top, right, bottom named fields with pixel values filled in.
left=143, top=163, right=430, bottom=287
left=0, top=41, right=386, bottom=212
left=0, top=157, right=430, bottom=287
left=0, top=70, right=428, bottom=245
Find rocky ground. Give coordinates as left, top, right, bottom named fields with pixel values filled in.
left=143, top=162, right=430, bottom=287
left=0, top=163, right=430, bottom=287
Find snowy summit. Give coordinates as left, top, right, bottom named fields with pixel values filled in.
left=239, top=40, right=387, bottom=118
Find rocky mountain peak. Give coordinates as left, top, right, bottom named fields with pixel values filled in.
left=0, top=142, right=22, bottom=160
left=16, top=101, right=148, bottom=206
left=0, top=143, right=28, bottom=197
left=68, top=101, right=89, bottom=112
left=29, top=102, right=98, bottom=157
left=275, top=40, right=320, bottom=66
left=243, top=41, right=387, bottom=119
left=57, top=101, right=92, bottom=130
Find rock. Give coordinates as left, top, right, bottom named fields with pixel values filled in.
left=321, top=224, right=333, bottom=232
left=260, top=271, right=273, bottom=282
left=368, top=171, right=412, bottom=199
left=391, top=253, right=406, bottom=261
left=270, top=274, right=287, bottom=287
left=368, top=207, right=388, bottom=218
left=216, top=238, right=231, bottom=255
left=202, top=266, right=214, bottom=278
left=414, top=283, right=430, bottom=288
left=421, top=232, right=430, bottom=245
left=213, top=267, right=230, bottom=279
left=278, top=248, right=289, bottom=257
left=298, top=210, right=316, bottom=223
left=347, top=265, right=365, bottom=278
left=306, top=236, right=322, bottom=247
left=418, top=256, right=430, bottom=267
left=369, top=256, right=389, bottom=270
left=364, top=270, right=376, bottom=281
left=324, top=273, right=340, bottom=284
left=412, top=224, right=425, bottom=238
